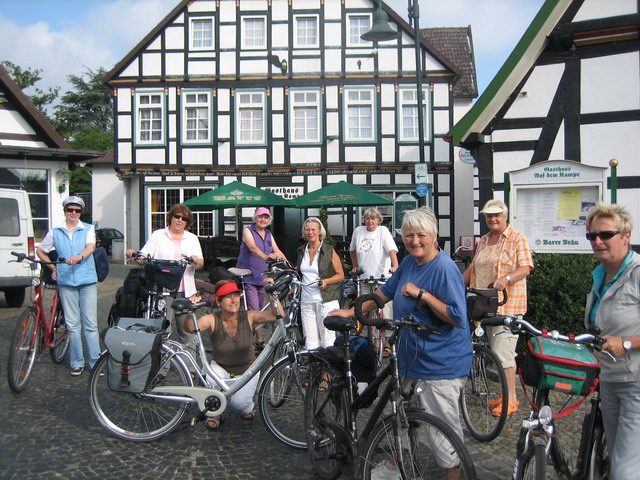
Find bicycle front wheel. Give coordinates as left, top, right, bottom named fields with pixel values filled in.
left=460, top=345, right=508, bottom=441
left=515, top=439, right=546, bottom=480
left=257, top=351, right=315, bottom=449
left=362, top=410, right=477, bottom=479
left=7, top=307, right=41, bottom=393
left=305, top=362, right=348, bottom=480
left=587, top=425, right=609, bottom=480
left=50, top=305, right=69, bottom=364
left=88, top=346, right=192, bottom=441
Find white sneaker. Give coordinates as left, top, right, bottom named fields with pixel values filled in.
left=370, top=461, right=401, bottom=480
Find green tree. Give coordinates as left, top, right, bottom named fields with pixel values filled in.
left=52, top=66, right=113, bottom=148
left=0, top=61, right=60, bottom=114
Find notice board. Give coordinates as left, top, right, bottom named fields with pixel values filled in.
left=508, top=160, right=607, bottom=253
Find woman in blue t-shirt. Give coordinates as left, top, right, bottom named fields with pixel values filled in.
left=331, top=207, right=472, bottom=445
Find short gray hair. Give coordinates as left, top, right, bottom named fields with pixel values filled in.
left=401, top=207, right=438, bottom=238
left=362, top=207, right=383, bottom=223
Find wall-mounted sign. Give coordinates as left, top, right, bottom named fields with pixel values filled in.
left=416, top=183, right=429, bottom=197
left=393, top=193, right=418, bottom=235
left=508, top=160, right=607, bottom=253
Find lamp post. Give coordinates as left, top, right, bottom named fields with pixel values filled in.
left=362, top=1, right=426, bottom=194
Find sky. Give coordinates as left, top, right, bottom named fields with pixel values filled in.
left=0, top=0, right=545, bottom=107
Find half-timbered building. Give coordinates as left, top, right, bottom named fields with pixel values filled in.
left=0, top=65, right=99, bottom=241
left=447, top=0, right=639, bottom=247
left=103, top=0, right=477, bottom=257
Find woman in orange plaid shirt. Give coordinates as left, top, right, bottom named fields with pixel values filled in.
left=463, top=199, right=533, bottom=416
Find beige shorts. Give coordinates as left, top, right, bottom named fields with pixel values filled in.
left=487, top=325, right=518, bottom=369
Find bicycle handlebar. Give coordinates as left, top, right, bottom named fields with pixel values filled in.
left=130, top=252, right=194, bottom=265
left=11, top=251, right=66, bottom=265
left=265, top=273, right=294, bottom=293
left=482, top=315, right=605, bottom=348
left=353, top=293, right=441, bottom=335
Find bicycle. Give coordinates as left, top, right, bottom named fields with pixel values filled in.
left=341, top=270, right=390, bottom=365
left=87, top=268, right=314, bottom=449
left=483, top=316, right=609, bottom=480
left=7, top=251, right=69, bottom=393
left=304, top=293, right=477, bottom=480
left=459, top=286, right=509, bottom=442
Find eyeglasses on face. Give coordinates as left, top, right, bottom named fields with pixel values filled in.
left=65, top=208, right=82, bottom=214
left=586, top=231, right=620, bottom=241
left=172, top=214, right=190, bottom=222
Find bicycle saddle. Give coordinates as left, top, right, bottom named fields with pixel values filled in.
left=324, top=315, right=356, bottom=332
left=228, top=267, right=251, bottom=277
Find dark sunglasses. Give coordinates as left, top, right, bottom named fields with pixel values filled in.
left=585, top=231, right=620, bottom=241
left=172, top=213, right=190, bottom=222
left=65, top=208, right=82, bottom=214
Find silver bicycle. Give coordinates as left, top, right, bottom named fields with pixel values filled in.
left=87, top=268, right=315, bottom=448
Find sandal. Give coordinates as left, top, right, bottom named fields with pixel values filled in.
left=318, top=379, right=330, bottom=392
left=205, top=416, right=224, bottom=430
left=241, top=412, right=255, bottom=421
left=383, top=347, right=391, bottom=358
left=254, top=341, right=266, bottom=353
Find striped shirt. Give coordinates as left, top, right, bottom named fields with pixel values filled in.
left=469, top=224, right=534, bottom=316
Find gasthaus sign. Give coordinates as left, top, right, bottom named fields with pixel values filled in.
left=507, top=160, right=607, bottom=253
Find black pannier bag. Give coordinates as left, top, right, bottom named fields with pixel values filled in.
left=466, top=288, right=500, bottom=320
left=107, top=268, right=148, bottom=327
left=102, top=317, right=167, bottom=393
left=146, top=260, right=186, bottom=291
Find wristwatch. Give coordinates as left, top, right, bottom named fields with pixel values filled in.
left=505, top=275, right=512, bottom=284
left=622, top=337, right=632, bottom=352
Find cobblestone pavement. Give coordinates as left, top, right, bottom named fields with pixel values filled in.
left=0, top=261, right=590, bottom=479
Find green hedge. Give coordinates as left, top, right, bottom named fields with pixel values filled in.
left=524, top=253, right=598, bottom=342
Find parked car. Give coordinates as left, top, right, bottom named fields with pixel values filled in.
left=0, top=187, right=35, bottom=308
left=95, top=228, right=124, bottom=255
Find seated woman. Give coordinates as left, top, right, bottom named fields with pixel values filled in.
left=184, top=279, right=281, bottom=430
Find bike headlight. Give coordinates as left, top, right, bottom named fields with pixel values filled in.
left=475, top=326, right=485, bottom=338
left=157, top=298, right=167, bottom=310
left=539, top=405, right=553, bottom=425
left=414, top=380, right=426, bottom=396
left=32, top=277, right=40, bottom=287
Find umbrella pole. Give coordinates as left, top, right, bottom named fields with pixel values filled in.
left=236, top=206, right=242, bottom=241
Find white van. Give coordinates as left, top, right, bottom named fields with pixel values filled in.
left=0, top=188, right=35, bottom=307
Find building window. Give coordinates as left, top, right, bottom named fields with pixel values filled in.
left=348, top=14, right=371, bottom=46
left=236, top=90, right=266, bottom=145
left=148, top=187, right=214, bottom=237
left=190, top=18, right=214, bottom=50
left=295, top=15, right=318, bottom=48
left=182, top=90, right=211, bottom=144
left=399, top=87, right=430, bottom=142
left=344, top=87, right=375, bottom=142
left=136, top=91, right=165, bottom=145
left=242, top=16, right=266, bottom=49
left=290, top=89, right=321, bottom=143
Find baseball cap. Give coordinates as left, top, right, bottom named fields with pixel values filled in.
left=62, top=196, right=85, bottom=208
left=215, top=282, right=243, bottom=298
left=255, top=207, right=271, bottom=217
left=480, top=199, right=507, bottom=215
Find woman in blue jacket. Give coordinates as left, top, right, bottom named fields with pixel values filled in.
left=37, top=196, right=99, bottom=377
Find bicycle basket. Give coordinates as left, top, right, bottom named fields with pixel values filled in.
left=466, top=288, right=500, bottom=320
left=145, top=261, right=185, bottom=291
left=518, top=336, right=600, bottom=396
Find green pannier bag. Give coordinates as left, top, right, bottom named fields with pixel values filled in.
left=519, top=336, right=600, bottom=396
left=102, top=317, right=167, bottom=393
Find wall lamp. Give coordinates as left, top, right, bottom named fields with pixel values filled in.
left=269, top=55, right=288, bottom=74
left=56, top=168, right=72, bottom=194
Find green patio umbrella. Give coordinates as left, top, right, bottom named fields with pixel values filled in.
left=184, top=181, right=293, bottom=240
left=184, top=181, right=293, bottom=210
left=292, top=181, right=392, bottom=207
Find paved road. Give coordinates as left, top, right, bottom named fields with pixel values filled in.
left=0, top=262, right=588, bottom=479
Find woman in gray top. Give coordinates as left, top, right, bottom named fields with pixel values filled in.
left=584, top=203, right=640, bottom=480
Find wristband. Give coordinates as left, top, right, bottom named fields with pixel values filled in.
left=418, top=289, right=425, bottom=300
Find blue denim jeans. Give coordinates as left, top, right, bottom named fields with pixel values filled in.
left=58, top=283, right=100, bottom=369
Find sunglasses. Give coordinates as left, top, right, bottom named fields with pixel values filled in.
left=172, top=214, right=190, bottom=222
left=585, top=231, right=620, bottom=241
left=65, top=208, right=82, bottom=214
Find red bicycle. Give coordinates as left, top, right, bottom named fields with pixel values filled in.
left=7, top=251, right=69, bottom=393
